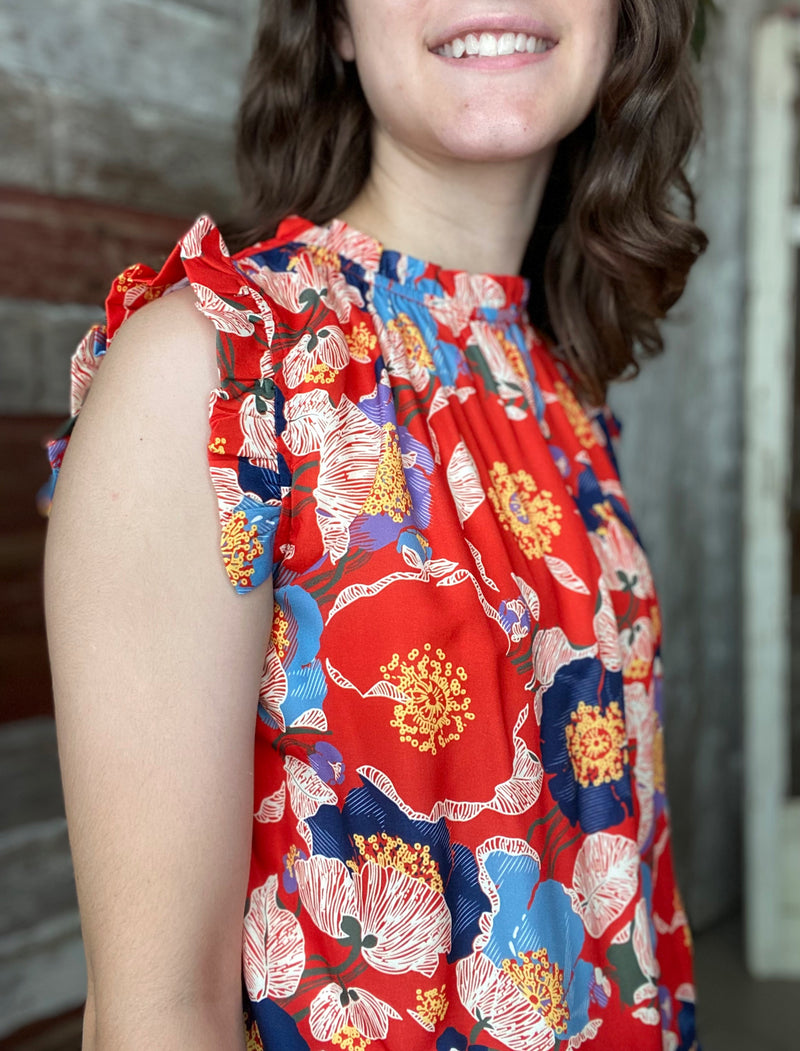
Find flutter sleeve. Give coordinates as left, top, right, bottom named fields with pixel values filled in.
left=47, top=215, right=290, bottom=593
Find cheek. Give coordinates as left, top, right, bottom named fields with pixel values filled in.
left=353, top=43, right=416, bottom=128
left=570, top=0, right=618, bottom=84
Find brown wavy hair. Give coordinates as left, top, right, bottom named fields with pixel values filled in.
left=225, top=0, right=707, bottom=405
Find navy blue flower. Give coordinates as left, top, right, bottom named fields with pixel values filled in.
left=575, top=465, right=639, bottom=539
left=659, top=985, right=701, bottom=1051
left=247, top=996, right=310, bottom=1050
left=436, top=1027, right=492, bottom=1051
left=677, top=998, right=700, bottom=1050
left=540, top=657, right=634, bottom=833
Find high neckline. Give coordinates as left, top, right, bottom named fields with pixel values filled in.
left=272, top=214, right=531, bottom=319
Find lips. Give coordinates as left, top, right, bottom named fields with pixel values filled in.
left=428, top=15, right=558, bottom=53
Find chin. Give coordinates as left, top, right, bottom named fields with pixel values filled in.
left=430, top=119, right=565, bottom=165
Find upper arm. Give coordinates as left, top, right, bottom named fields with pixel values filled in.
left=44, top=287, right=272, bottom=1034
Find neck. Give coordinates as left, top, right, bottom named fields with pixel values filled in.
left=337, top=131, right=556, bottom=276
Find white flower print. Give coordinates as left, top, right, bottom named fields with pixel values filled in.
left=242, top=875, right=304, bottom=1002
left=294, top=853, right=451, bottom=978
left=309, top=983, right=401, bottom=1043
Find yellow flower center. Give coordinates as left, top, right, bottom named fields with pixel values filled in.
left=566, top=701, right=628, bottom=788
left=626, top=657, right=651, bottom=681
left=591, top=500, right=615, bottom=529
left=496, top=328, right=528, bottom=383
left=332, top=1027, right=370, bottom=1051
left=488, top=462, right=562, bottom=560
left=244, top=1013, right=265, bottom=1051
left=382, top=643, right=473, bottom=755
left=387, top=314, right=435, bottom=370
left=414, top=984, right=449, bottom=1027
left=220, top=510, right=264, bottom=588
left=303, top=361, right=337, bottom=384
left=349, top=832, right=444, bottom=893
left=208, top=435, right=227, bottom=454
left=554, top=380, right=597, bottom=449
left=361, top=423, right=413, bottom=523
left=347, top=322, right=377, bottom=363
left=284, top=843, right=301, bottom=879
left=113, top=265, right=165, bottom=303
left=502, top=947, right=570, bottom=1034
left=300, top=244, right=342, bottom=271
left=270, top=601, right=290, bottom=660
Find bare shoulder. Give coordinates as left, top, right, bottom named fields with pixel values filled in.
left=78, top=284, right=219, bottom=428
left=47, top=281, right=237, bottom=608
left=53, top=285, right=222, bottom=516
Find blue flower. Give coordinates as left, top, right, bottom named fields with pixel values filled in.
left=540, top=657, right=634, bottom=833
left=261, top=584, right=327, bottom=729
left=460, top=846, right=593, bottom=1045
left=396, top=528, right=432, bottom=565
left=370, top=279, right=460, bottom=387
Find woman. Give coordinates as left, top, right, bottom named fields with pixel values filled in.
left=45, top=1, right=706, bottom=1048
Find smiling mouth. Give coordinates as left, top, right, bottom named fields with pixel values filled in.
left=434, top=31, right=556, bottom=59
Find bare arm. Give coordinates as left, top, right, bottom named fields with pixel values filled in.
left=44, top=288, right=271, bottom=1049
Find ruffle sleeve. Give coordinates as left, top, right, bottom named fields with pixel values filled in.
left=47, top=215, right=290, bottom=593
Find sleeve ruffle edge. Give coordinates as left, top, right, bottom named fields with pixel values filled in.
left=47, top=214, right=287, bottom=594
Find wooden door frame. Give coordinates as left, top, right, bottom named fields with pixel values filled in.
left=744, top=12, right=800, bottom=979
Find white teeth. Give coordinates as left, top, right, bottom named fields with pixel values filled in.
left=435, top=32, right=553, bottom=59
left=479, top=32, right=498, bottom=56
left=497, top=32, right=516, bottom=55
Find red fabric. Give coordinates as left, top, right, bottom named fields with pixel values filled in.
left=52, top=215, right=699, bottom=1051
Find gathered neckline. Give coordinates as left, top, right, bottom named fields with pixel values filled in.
left=267, top=214, right=531, bottom=320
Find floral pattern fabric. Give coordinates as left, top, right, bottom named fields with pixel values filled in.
left=49, top=214, right=699, bottom=1051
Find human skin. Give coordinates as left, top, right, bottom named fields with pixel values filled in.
left=337, top=0, right=618, bottom=277
left=44, top=3, right=618, bottom=1048
left=46, top=289, right=271, bottom=1051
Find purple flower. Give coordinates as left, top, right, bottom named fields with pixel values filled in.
left=309, top=741, right=345, bottom=785
left=281, top=845, right=308, bottom=894
left=499, top=599, right=531, bottom=639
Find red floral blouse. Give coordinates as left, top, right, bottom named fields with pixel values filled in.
left=49, top=215, right=699, bottom=1051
